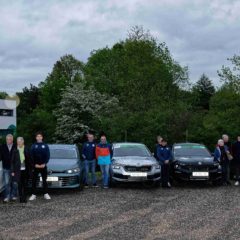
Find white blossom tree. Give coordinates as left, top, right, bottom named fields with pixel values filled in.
left=54, top=81, right=118, bottom=143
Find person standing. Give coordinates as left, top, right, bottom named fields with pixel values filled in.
left=11, top=137, right=32, bottom=203
left=157, top=139, right=172, bottom=188
left=95, top=134, right=112, bottom=189
left=0, top=134, right=17, bottom=202
left=29, top=132, right=51, bottom=201
left=214, top=139, right=231, bottom=186
left=154, top=135, right=163, bottom=160
left=232, top=135, right=240, bottom=186
left=82, top=133, right=98, bottom=188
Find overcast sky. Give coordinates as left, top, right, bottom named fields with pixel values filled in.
left=0, top=0, right=239, bottom=94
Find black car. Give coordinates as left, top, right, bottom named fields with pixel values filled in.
left=171, top=143, right=222, bottom=182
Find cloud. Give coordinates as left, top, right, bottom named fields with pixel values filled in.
left=0, top=0, right=239, bottom=93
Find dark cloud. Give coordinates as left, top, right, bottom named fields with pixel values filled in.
left=0, top=0, right=239, bottom=94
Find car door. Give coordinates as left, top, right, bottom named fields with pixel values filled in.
left=0, top=161, right=3, bottom=193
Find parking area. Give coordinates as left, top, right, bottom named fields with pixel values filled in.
left=0, top=183, right=240, bottom=240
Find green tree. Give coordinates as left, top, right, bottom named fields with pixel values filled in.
left=192, top=74, right=215, bottom=110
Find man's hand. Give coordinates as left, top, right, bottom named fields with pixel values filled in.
left=35, top=164, right=40, bottom=168
left=164, top=160, right=169, bottom=164
left=11, top=172, right=15, bottom=176
left=40, top=164, right=45, bottom=168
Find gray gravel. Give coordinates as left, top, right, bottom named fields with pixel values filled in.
left=0, top=182, right=240, bottom=240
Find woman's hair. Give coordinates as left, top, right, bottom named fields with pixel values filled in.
left=17, top=137, right=24, bottom=142
left=217, top=139, right=224, bottom=145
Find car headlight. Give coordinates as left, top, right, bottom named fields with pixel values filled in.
left=112, top=164, right=121, bottom=169
left=66, top=167, right=80, bottom=174
left=154, top=164, right=160, bottom=169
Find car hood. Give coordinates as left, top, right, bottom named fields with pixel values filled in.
left=174, top=156, right=214, bottom=165
left=112, top=156, right=157, bottom=166
left=47, top=158, right=79, bottom=172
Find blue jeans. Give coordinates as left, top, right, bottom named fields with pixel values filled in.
left=100, top=164, right=110, bottom=187
left=84, top=160, right=97, bottom=185
left=3, top=169, right=18, bottom=199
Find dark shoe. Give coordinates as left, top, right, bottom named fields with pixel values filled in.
left=84, top=184, right=89, bottom=189
left=20, top=198, right=27, bottom=203
left=227, top=181, right=232, bottom=186
left=222, top=182, right=228, bottom=186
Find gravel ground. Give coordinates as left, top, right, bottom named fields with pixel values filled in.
left=0, top=182, right=240, bottom=240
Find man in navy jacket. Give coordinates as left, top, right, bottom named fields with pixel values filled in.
left=157, top=139, right=172, bottom=188
left=82, top=133, right=97, bottom=188
left=29, top=132, right=51, bottom=201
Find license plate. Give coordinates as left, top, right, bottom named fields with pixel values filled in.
left=192, top=172, right=209, bottom=177
left=40, top=176, right=59, bottom=182
left=130, top=172, right=147, bottom=177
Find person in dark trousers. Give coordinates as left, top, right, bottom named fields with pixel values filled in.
left=154, top=135, right=163, bottom=160
left=29, top=132, right=51, bottom=201
left=82, top=133, right=98, bottom=188
left=11, top=137, right=32, bottom=203
left=214, top=139, right=231, bottom=186
left=157, top=139, right=172, bottom=188
left=232, top=135, right=240, bottom=186
left=0, top=134, right=17, bottom=202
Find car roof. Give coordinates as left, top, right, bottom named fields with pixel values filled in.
left=48, top=144, right=77, bottom=150
left=174, top=143, right=204, bottom=146
left=113, top=142, right=145, bottom=146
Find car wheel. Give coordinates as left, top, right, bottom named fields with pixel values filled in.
left=109, top=176, right=117, bottom=188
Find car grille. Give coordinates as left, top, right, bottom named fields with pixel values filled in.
left=124, top=166, right=152, bottom=172
left=181, top=165, right=217, bottom=171
left=29, top=176, right=79, bottom=187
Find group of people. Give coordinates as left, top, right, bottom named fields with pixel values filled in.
left=0, top=132, right=51, bottom=203
left=214, top=134, right=240, bottom=186
left=1, top=131, right=240, bottom=203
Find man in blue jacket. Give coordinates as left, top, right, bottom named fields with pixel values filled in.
left=157, top=139, right=172, bottom=188
left=82, top=133, right=98, bottom=188
left=29, top=132, right=51, bottom=201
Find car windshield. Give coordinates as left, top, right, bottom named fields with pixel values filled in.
left=174, top=145, right=211, bottom=157
left=113, top=144, right=151, bottom=157
left=50, top=149, right=77, bottom=159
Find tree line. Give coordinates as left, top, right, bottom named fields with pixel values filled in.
left=1, top=26, right=240, bottom=151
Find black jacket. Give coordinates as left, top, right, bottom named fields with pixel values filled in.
left=11, top=147, right=32, bottom=182
left=0, top=144, right=16, bottom=170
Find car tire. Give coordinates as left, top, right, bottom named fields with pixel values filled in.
left=109, top=176, right=117, bottom=188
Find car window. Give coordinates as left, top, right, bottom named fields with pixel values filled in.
left=174, top=145, right=211, bottom=157
left=50, top=149, right=77, bottom=159
left=113, top=144, right=151, bottom=157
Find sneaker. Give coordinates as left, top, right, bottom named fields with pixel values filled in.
left=167, top=182, right=172, bottom=188
left=103, top=186, right=109, bottom=189
left=44, top=193, right=51, bottom=200
left=84, top=184, right=89, bottom=189
left=11, top=197, right=17, bottom=201
left=92, top=184, right=98, bottom=188
left=235, top=181, right=239, bottom=186
left=3, top=198, right=9, bottom=203
left=29, top=194, right=37, bottom=201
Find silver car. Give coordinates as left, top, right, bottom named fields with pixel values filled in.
left=110, top=142, right=161, bottom=186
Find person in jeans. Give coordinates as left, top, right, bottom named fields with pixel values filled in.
left=214, top=139, right=231, bottom=186
left=0, top=134, right=17, bottom=202
left=11, top=137, right=32, bottom=203
left=232, top=135, right=240, bottom=186
left=95, top=134, right=112, bottom=189
left=29, top=132, right=51, bottom=201
left=157, top=139, right=172, bottom=188
left=82, top=133, right=98, bottom=188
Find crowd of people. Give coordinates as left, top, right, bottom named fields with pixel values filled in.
left=1, top=131, right=240, bottom=204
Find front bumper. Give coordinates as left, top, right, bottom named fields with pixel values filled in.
left=111, top=165, right=161, bottom=182
left=172, top=165, right=222, bottom=181
left=33, top=173, right=81, bottom=189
